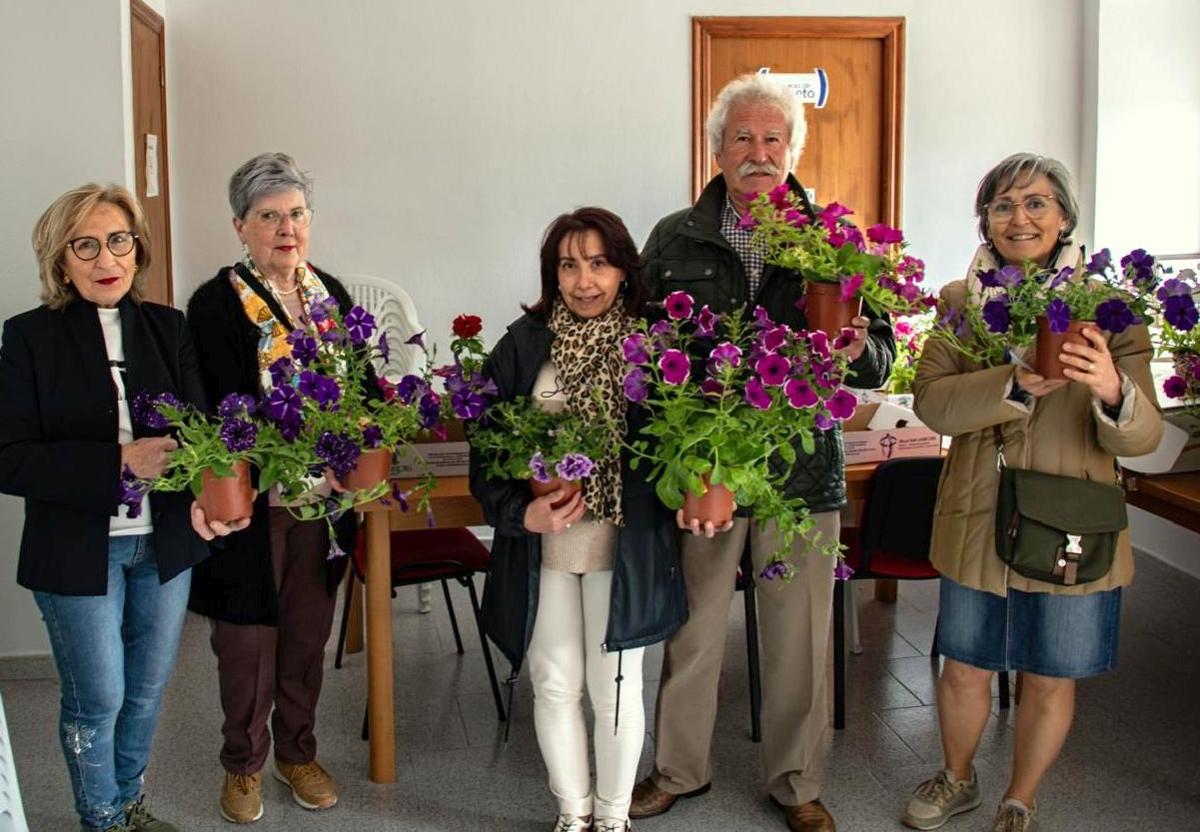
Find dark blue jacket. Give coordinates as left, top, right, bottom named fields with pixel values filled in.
left=469, top=313, right=688, bottom=672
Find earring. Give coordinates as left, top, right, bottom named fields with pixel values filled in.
left=1058, top=229, right=1070, bottom=242
left=241, top=241, right=250, bottom=258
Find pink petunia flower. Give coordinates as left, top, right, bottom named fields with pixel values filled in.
left=839, top=273, right=864, bottom=303
left=866, top=224, right=904, bottom=245
left=744, top=377, right=772, bottom=410
left=755, top=354, right=791, bottom=386
left=785, top=378, right=819, bottom=408
left=659, top=349, right=691, bottom=385
left=825, top=389, right=858, bottom=420
left=663, top=291, right=695, bottom=321
left=695, top=305, right=719, bottom=337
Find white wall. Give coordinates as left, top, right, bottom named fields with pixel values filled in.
left=0, top=0, right=129, bottom=656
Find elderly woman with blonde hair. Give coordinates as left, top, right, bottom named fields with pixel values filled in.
left=0, top=183, right=238, bottom=831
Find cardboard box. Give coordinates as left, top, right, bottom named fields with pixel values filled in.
left=1119, top=410, right=1200, bottom=475
left=390, top=420, right=471, bottom=477
left=842, top=401, right=942, bottom=465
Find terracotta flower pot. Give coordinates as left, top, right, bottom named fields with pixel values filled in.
left=343, top=448, right=393, bottom=491
left=197, top=460, right=253, bottom=523
left=1035, top=317, right=1093, bottom=381
left=804, top=281, right=862, bottom=338
left=682, top=475, right=735, bottom=528
left=530, top=476, right=583, bottom=510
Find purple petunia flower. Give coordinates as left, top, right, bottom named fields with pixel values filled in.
left=1120, top=248, right=1155, bottom=286
left=708, top=342, right=742, bottom=371
left=377, top=332, right=390, bottom=363
left=264, top=384, right=303, bottom=426
left=659, top=349, right=691, bottom=385
left=451, top=389, right=487, bottom=420
left=418, top=391, right=441, bottom=429
left=755, top=354, right=791, bottom=386
left=826, top=389, right=858, bottom=421
left=1049, top=266, right=1074, bottom=289
left=362, top=425, right=383, bottom=449
left=218, top=393, right=257, bottom=419
left=623, top=367, right=649, bottom=403
left=1045, top=297, right=1071, bottom=333
left=663, top=291, right=695, bottom=321
left=404, top=330, right=425, bottom=348
left=314, top=430, right=361, bottom=479
left=814, top=412, right=835, bottom=431
left=391, top=482, right=411, bottom=512
left=131, top=391, right=181, bottom=430
left=327, top=537, right=346, bottom=560
left=759, top=560, right=790, bottom=581
left=1086, top=249, right=1112, bottom=275
left=219, top=417, right=257, bottom=453
left=118, top=464, right=148, bottom=519
left=529, top=452, right=551, bottom=483
left=1095, top=298, right=1135, bottom=334
left=622, top=333, right=651, bottom=365
left=744, top=377, right=772, bottom=410
left=395, top=374, right=427, bottom=404
left=982, top=298, right=1012, bottom=334
left=556, top=453, right=595, bottom=481
left=298, top=371, right=341, bottom=409
left=287, top=330, right=319, bottom=366
left=1163, top=375, right=1188, bottom=399
left=1164, top=294, right=1199, bottom=332
left=268, top=356, right=295, bottom=387
left=977, top=269, right=1001, bottom=289
left=834, top=559, right=855, bottom=581
left=996, top=265, right=1024, bottom=287
left=344, top=306, right=377, bottom=345
left=308, top=296, right=339, bottom=324
left=785, top=378, right=819, bottom=409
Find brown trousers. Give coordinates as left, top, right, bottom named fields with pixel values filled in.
left=651, top=511, right=838, bottom=807
left=209, top=508, right=335, bottom=775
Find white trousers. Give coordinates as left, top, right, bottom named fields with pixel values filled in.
left=527, top=567, right=645, bottom=820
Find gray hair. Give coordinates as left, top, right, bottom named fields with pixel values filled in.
left=228, top=152, right=313, bottom=219
left=706, top=74, right=807, bottom=160
left=975, top=152, right=1079, bottom=242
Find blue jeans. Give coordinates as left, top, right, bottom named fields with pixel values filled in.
left=34, top=535, right=191, bottom=830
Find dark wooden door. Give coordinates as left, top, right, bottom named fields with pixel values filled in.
left=131, top=0, right=173, bottom=306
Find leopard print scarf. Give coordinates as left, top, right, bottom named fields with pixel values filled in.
left=548, top=300, right=632, bottom=525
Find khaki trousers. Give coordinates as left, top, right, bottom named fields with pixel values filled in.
left=651, top=511, right=838, bottom=806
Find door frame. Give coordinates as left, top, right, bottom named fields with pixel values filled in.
left=131, top=0, right=173, bottom=305
left=691, top=16, right=905, bottom=225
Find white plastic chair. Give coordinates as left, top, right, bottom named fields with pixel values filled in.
left=0, top=692, right=30, bottom=832
left=341, top=274, right=434, bottom=613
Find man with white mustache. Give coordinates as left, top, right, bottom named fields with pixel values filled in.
left=630, top=74, right=895, bottom=832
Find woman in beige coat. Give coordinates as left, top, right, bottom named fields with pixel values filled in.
left=901, top=154, right=1163, bottom=832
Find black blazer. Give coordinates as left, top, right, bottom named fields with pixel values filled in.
left=0, top=297, right=210, bottom=595
left=184, top=264, right=356, bottom=625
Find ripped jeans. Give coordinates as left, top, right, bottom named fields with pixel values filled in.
left=34, top=535, right=191, bottom=830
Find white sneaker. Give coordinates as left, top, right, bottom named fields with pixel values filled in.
left=902, top=767, right=981, bottom=829
left=552, top=814, right=591, bottom=832
left=593, top=819, right=630, bottom=832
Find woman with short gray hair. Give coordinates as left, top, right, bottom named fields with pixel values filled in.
left=185, top=152, right=359, bottom=824
left=901, top=154, right=1162, bottom=831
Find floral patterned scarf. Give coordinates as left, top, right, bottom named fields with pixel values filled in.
left=228, top=258, right=327, bottom=389
left=548, top=300, right=633, bottom=525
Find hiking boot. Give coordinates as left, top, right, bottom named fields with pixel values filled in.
left=902, top=768, right=981, bottom=830
left=123, top=796, right=179, bottom=831
left=273, top=759, right=338, bottom=810
left=219, top=770, right=264, bottom=824
left=992, top=798, right=1037, bottom=831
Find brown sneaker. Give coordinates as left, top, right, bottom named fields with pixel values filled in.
left=628, top=776, right=711, bottom=819
left=273, top=759, right=338, bottom=810
left=771, top=796, right=837, bottom=832
left=219, top=771, right=263, bottom=824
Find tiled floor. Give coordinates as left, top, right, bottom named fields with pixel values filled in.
left=3, top=553, right=1199, bottom=831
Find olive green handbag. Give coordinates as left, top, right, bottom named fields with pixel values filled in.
left=992, top=426, right=1127, bottom=586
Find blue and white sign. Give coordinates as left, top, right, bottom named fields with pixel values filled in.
left=757, top=67, right=829, bottom=109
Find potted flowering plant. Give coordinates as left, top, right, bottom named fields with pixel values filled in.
left=886, top=312, right=934, bottom=400
left=624, top=291, right=857, bottom=579
left=130, top=391, right=278, bottom=522
left=743, top=184, right=934, bottom=335
left=1157, top=268, right=1200, bottom=412
left=259, top=296, right=443, bottom=531
left=932, top=248, right=1168, bottom=377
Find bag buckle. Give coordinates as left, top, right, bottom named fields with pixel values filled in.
left=1053, top=534, right=1084, bottom=585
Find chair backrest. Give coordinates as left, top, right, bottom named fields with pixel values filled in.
left=339, top=274, right=425, bottom=379
left=858, top=456, right=944, bottom=569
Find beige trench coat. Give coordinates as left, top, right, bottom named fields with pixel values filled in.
left=914, top=269, right=1164, bottom=597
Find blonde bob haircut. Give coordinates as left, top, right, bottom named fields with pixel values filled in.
left=33, top=183, right=152, bottom=309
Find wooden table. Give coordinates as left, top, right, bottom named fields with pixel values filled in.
left=1123, top=470, right=1200, bottom=534
left=349, top=463, right=886, bottom=782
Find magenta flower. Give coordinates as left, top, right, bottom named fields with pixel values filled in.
left=839, top=274, right=864, bottom=303
left=807, top=330, right=831, bottom=358
left=708, top=341, right=742, bottom=370
left=736, top=212, right=758, bottom=231
left=894, top=320, right=913, bottom=337
left=1163, top=375, right=1188, bottom=399
left=664, top=291, right=695, bottom=320
left=866, top=224, right=904, bottom=245
left=819, top=202, right=852, bottom=231
left=622, top=333, right=651, bottom=365
left=760, top=326, right=788, bottom=353
left=659, top=349, right=691, bottom=385
left=695, top=305, right=719, bottom=337
left=755, top=354, right=791, bottom=386
left=752, top=306, right=772, bottom=327
left=700, top=378, right=724, bottom=397
left=832, top=328, right=855, bottom=351
left=785, top=378, right=819, bottom=408
left=623, top=367, right=649, bottom=403
left=825, top=389, right=858, bottom=420
left=769, top=183, right=791, bottom=209
left=785, top=209, right=809, bottom=228
left=744, top=377, right=772, bottom=410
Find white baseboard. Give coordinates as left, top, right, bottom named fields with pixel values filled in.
left=1129, top=506, right=1200, bottom=580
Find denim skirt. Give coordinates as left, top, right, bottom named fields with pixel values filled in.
left=935, top=577, right=1121, bottom=678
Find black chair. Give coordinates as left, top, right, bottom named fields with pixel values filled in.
left=738, top=545, right=763, bottom=742
left=334, top=526, right=507, bottom=739
left=833, top=456, right=1011, bottom=729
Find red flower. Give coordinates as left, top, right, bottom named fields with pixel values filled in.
left=452, top=314, right=482, bottom=338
